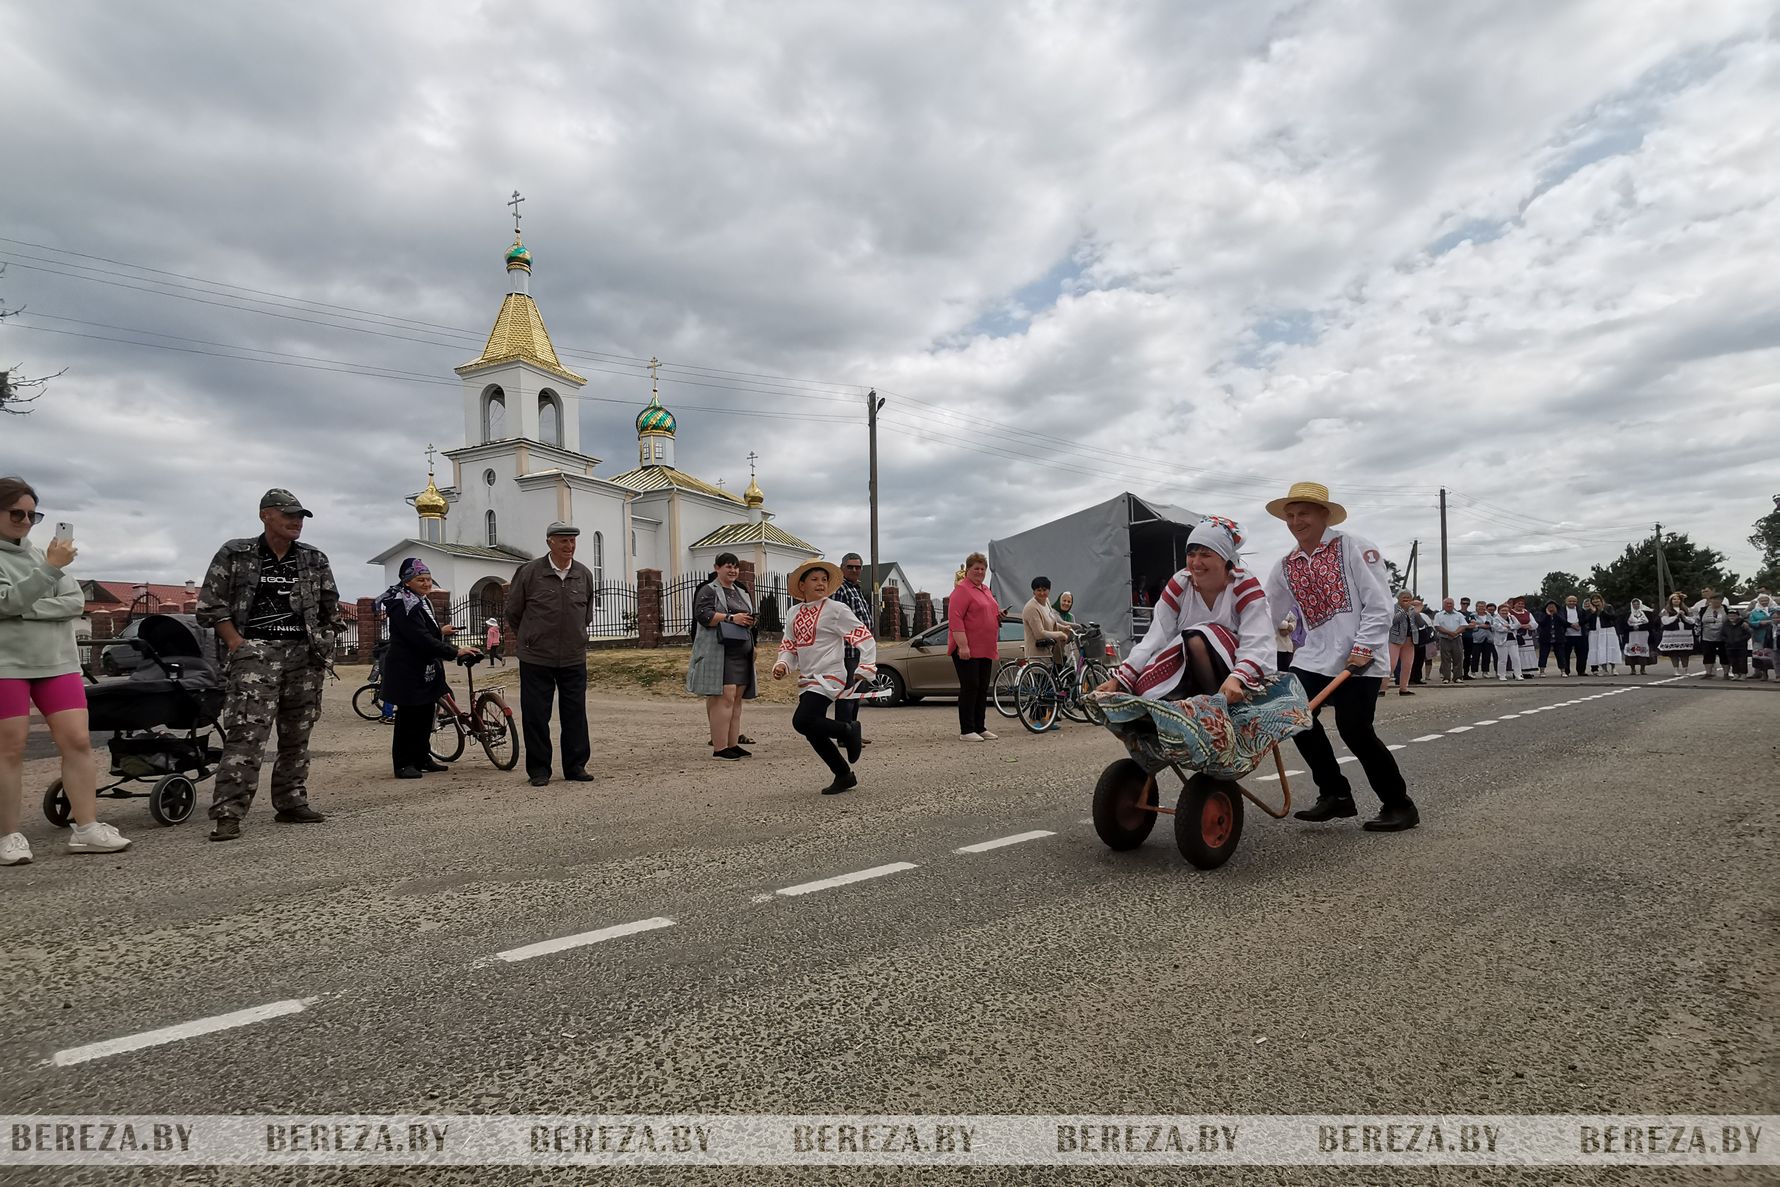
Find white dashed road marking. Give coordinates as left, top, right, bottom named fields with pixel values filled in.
left=1257, top=769, right=1304, bottom=783
left=1473, top=720, right=1498, bottom=726
left=1411, top=734, right=1445, bottom=743
left=1447, top=726, right=1473, bottom=734
left=1337, top=755, right=1359, bottom=765
left=51, top=997, right=321, bottom=1066
left=484, top=917, right=676, bottom=965
left=773, top=863, right=919, bottom=898
left=956, top=830, right=1055, bottom=853
left=1387, top=744, right=1406, bottom=751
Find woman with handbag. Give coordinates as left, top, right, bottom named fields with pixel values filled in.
left=688, top=552, right=758, bottom=760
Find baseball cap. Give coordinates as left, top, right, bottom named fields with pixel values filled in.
left=259, top=488, right=313, bottom=517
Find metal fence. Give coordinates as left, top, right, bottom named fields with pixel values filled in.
left=661, top=573, right=707, bottom=638
left=588, top=582, right=638, bottom=639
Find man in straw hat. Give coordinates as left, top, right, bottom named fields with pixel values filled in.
left=1261, top=482, right=1420, bottom=832
left=773, top=558, right=876, bottom=795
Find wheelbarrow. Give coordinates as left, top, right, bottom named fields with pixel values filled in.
left=1088, top=670, right=1350, bottom=870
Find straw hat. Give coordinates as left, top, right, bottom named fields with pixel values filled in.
left=789, top=558, right=840, bottom=596
left=1265, top=481, right=1347, bottom=526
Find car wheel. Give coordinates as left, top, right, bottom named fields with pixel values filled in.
left=877, top=669, right=907, bottom=707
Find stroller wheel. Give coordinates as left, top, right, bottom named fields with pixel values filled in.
left=149, top=774, right=198, bottom=826
left=42, top=779, right=71, bottom=828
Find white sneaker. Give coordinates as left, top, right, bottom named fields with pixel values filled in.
left=0, top=832, right=31, bottom=866
left=66, top=821, right=132, bottom=854
left=960, top=732, right=984, bottom=742
left=978, top=730, right=999, bottom=740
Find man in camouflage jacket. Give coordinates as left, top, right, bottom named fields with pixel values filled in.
left=194, top=488, right=346, bottom=841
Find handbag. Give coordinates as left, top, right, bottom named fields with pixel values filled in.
left=718, top=620, right=752, bottom=650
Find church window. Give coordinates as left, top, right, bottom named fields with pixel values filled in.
left=591, top=531, right=605, bottom=607
left=539, top=391, right=562, bottom=447
left=422, top=518, right=442, bottom=544
left=651, top=440, right=663, bottom=461
left=483, top=468, right=496, bottom=486
left=482, top=387, right=506, bottom=442
left=485, top=510, right=498, bottom=547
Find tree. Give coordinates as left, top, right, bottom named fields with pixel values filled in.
left=1536, top=571, right=1586, bottom=605
left=1748, top=501, right=1780, bottom=593
left=1383, top=559, right=1406, bottom=594
left=1588, top=533, right=1739, bottom=610
left=0, top=266, right=66, bottom=414
left=756, top=592, right=782, bottom=633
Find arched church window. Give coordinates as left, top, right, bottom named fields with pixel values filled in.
left=483, top=468, right=497, bottom=486
left=482, top=387, right=506, bottom=442
left=485, top=510, right=498, bottom=547
left=592, top=531, right=605, bottom=608
left=538, top=391, right=562, bottom=447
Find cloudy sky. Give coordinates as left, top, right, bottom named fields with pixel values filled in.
left=3, top=0, right=1775, bottom=603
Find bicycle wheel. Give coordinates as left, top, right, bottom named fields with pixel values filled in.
left=1015, top=663, right=1060, bottom=733
left=991, top=660, right=1022, bottom=718
left=430, top=706, right=467, bottom=762
left=1079, top=661, right=1116, bottom=708
left=352, top=683, right=385, bottom=721
left=474, top=692, right=520, bottom=771
left=1058, top=667, right=1093, bottom=723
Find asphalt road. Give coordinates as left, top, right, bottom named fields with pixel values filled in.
left=2, top=672, right=1775, bottom=1186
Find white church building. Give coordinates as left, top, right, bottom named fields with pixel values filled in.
left=369, top=228, right=820, bottom=618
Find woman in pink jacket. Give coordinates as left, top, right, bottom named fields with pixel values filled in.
left=947, top=552, right=1001, bottom=741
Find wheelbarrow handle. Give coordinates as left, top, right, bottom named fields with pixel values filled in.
left=1305, top=668, right=1352, bottom=713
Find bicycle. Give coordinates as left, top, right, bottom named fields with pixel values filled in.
left=991, top=657, right=1025, bottom=718
left=352, top=651, right=392, bottom=722
left=427, top=653, right=520, bottom=770
left=1015, top=622, right=1115, bottom=734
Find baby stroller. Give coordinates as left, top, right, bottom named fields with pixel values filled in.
left=43, top=615, right=226, bottom=828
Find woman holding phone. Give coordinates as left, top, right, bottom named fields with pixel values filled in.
left=0, top=477, right=132, bottom=864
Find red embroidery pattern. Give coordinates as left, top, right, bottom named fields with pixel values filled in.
left=788, top=602, right=824, bottom=648
left=1285, top=536, right=1352, bottom=631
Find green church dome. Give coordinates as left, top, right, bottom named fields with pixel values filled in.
left=636, top=393, right=676, bottom=435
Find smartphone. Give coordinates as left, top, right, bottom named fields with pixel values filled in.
left=55, top=522, right=74, bottom=541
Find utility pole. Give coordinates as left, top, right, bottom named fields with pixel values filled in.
left=1438, top=487, right=1450, bottom=600
left=866, top=388, right=885, bottom=627
left=1653, top=523, right=1665, bottom=608
left=1405, top=540, right=1419, bottom=593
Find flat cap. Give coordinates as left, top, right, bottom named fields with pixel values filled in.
left=545, top=521, right=579, bottom=537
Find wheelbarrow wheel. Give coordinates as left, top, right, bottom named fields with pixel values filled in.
left=43, top=779, right=71, bottom=828
left=1175, top=773, right=1245, bottom=869
left=1092, top=759, right=1157, bottom=850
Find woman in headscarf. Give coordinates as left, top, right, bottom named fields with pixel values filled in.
left=1658, top=592, right=1697, bottom=672
left=1054, top=591, right=1076, bottom=623
left=687, top=552, right=758, bottom=760
left=1583, top=593, right=1622, bottom=675
left=1621, top=598, right=1655, bottom=675
left=1748, top=592, right=1776, bottom=681
left=1100, top=517, right=1274, bottom=705
left=378, top=558, right=477, bottom=779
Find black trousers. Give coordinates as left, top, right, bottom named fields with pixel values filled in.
left=392, top=702, right=433, bottom=772
left=1461, top=636, right=1477, bottom=674
left=1538, top=638, right=1558, bottom=671
left=793, top=692, right=851, bottom=777
left=1474, top=640, right=1497, bottom=673
left=834, top=651, right=861, bottom=728
left=1289, top=668, right=1410, bottom=808
left=518, top=660, right=590, bottom=779
left=951, top=654, right=992, bottom=735
left=1562, top=637, right=1587, bottom=673
left=1410, top=644, right=1427, bottom=684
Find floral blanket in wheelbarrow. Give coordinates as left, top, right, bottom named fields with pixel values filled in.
left=1082, top=674, right=1312, bottom=780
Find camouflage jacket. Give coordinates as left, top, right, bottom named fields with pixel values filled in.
left=195, top=536, right=346, bottom=666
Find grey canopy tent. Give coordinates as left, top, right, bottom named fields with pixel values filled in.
left=987, top=492, right=1201, bottom=652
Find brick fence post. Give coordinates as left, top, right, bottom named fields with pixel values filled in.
left=881, top=586, right=903, bottom=641
left=637, top=568, right=663, bottom=648
left=357, top=597, right=379, bottom=658
left=941, top=595, right=950, bottom=624
left=737, top=560, right=756, bottom=598
left=87, top=610, right=116, bottom=671
left=914, top=591, right=934, bottom=635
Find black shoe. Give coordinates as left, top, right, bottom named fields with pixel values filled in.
left=274, top=805, right=326, bottom=823
left=714, top=747, right=745, bottom=760
left=564, top=771, right=596, bottom=782
left=420, top=760, right=450, bottom=773
left=528, top=775, right=550, bottom=787
left=821, top=771, right=858, bottom=796
left=395, top=767, right=425, bottom=780
left=1398, top=689, right=1415, bottom=696
left=731, top=747, right=752, bottom=758
left=208, top=817, right=241, bottom=842
left=1363, top=801, right=1420, bottom=832
left=845, top=721, right=863, bottom=765
left=1294, top=795, right=1358, bottom=822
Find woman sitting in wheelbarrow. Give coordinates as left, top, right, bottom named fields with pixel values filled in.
left=1096, top=517, right=1275, bottom=704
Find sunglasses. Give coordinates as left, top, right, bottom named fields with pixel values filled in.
left=6, top=509, right=45, bottom=526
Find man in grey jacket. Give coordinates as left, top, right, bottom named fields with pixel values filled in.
left=505, top=522, right=596, bottom=787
